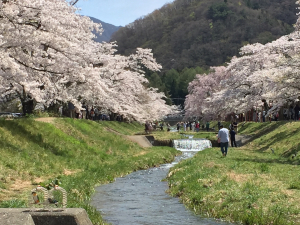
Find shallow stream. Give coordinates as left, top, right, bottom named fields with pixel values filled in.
left=91, top=139, right=230, bottom=225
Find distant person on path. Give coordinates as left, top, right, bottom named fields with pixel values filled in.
left=230, top=127, right=237, bottom=147
left=68, top=102, right=75, bottom=118
left=295, top=104, right=300, bottom=121
left=233, top=121, right=238, bottom=134
left=283, top=108, right=288, bottom=120
left=81, top=103, right=87, bottom=119
left=229, top=122, right=233, bottom=130
left=177, top=122, right=180, bottom=132
left=90, top=106, right=95, bottom=120
left=290, top=105, right=294, bottom=120
left=94, top=107, right=99, bottom=120
left=160, top=122, right=164, bottom=131
left=206, top=121, right=210, bottom=132
left=195, top=121, right=200, bottom=132
left=218, top=124, right=230, bottom=157
left=275, top=111, right=279, bottom=121
left=75, top=107, right=80, bottom=119
left=58, top=106, right=63, bottom=117
left=145, top=122, right=150, bottom=134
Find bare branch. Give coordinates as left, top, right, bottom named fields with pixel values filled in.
left=71, top=0, right=79, bottom=6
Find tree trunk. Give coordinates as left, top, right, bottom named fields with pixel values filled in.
left=21, top=99, right=34, bottom=115
left=110, top=112, right=118, bottom=121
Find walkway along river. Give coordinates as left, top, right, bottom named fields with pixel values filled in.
left=91, top=138, right=231, bottom=225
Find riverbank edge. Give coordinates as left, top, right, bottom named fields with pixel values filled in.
left=0, top=119, right=180, bottom=225
left=166, top=121, right=300, bottom=225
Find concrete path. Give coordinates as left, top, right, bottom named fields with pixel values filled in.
left=105, top=127, right=152, bottom=148
left=126, top=136, right=152, bottom=148
left=235, top=134, right=253, bottom=147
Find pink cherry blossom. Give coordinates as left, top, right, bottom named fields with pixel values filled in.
left=0, top=0, right=174, bottom=122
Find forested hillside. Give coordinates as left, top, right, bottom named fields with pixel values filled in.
left=111, top=0, right=297, bottom=71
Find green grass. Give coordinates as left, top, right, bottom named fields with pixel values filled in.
left=167, top=121, right=300, bottom=225
left=2, top=118, right=300, bottom=224
left=98, top=121, right=145, bottom=135
left=0, top=118, right=179, bottom=225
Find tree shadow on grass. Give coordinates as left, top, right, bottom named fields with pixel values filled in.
left=254, top=128, right=300, bottom=157
left=239, top=121, right=300, bottom=157
left=236, top=122, right=285, bottom=147
left=243, top=122, right=284, bottom=141
left=0, top=119, right=69, bottom=156
left=231, top=156, right=300, bottom=166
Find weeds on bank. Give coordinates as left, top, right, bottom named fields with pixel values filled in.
left=0, top=118, right=179, bottom=225
left=167, top=121, right=300, bottom=225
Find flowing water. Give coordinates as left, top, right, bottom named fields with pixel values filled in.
left=91, top=139, right=231, bottom=225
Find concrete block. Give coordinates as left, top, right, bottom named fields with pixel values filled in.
left=0, top=212, right=35, bottom=225
left=0, top=208, right=93, bottom=225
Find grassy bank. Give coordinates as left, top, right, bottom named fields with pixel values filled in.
left=0, top=118, right=179, bottom=225
left=166, top=121, right=300, bottom=224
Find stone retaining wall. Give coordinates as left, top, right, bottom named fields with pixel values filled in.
left=0, top=208, right=92, bottom=225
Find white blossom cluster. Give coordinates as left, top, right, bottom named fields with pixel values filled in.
left=0, top=0, right=174, bottom=122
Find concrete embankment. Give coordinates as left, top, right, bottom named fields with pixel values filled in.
left=0, top=208, right=92, bottom=225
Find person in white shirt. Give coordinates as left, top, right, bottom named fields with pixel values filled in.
left=218, top=124, right=230, bottom=157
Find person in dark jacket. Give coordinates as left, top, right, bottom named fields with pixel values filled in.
left=230, top=127, right=237, bottom=147
left=295, top=104, right=300, bottom=121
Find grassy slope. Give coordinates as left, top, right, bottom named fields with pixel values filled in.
left=167, top=121, right=300, bottom=225
left=0, top=118, right=179, bottom=225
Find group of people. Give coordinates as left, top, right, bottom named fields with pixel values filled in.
left=217, top=122, right=238, bottom=157
left=67, top=102, right=110, bottom=121
left=283, top=104, right=300, bottom=121
left=145, top=121, right=166, bottom=134
left=176, top=121, right=211, bottom=132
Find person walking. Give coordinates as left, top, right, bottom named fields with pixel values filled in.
left=68, top=102, right=75, bottom=118
left=218, top=124, right=230, bottom=157
left=206, top=121, right=210, bottom=132
left=195, top=121, right=200, bottom=132
left=183, top=122, right=186, bottom=132
left=145, top=122, right=149, bottom=134
left=176, top=122, right=180, bottom=132
left=230, top=127, right=237, bottom=147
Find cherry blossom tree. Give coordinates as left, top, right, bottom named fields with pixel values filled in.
left=211, top=31, right=300, bottom=116
left=0, top=0, right=173, bottom=121
left=186, top=1, right=300, bottom=119
left=184, top=66, right=229, bottom=120
left=95, top=48, right=174, bottom=121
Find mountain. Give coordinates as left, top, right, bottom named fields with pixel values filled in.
left=111, top=0, right=297, bottom=70
left=89, top=17, right=121, bottom=43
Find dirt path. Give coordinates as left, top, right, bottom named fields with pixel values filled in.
left=126, top=135, right=152, bottom=148
left=105, top=127, right=152, bottom=148
left=35, top=117, right=57, bottom=123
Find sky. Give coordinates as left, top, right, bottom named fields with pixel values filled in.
left=75, top=0, right=175, bottom=27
